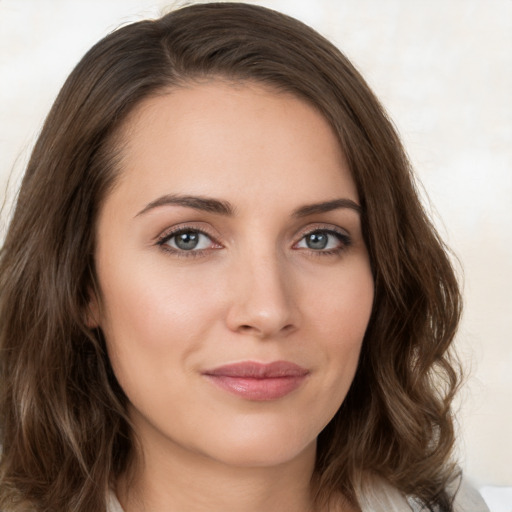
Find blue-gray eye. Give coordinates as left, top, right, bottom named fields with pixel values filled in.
left=296, top=230, right=347, bottom=251
left=305, top=232, right=329, bottom=250
left=165, top=230, right=213, bottom=251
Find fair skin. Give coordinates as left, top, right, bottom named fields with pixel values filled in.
left=92, top=81, right=373, bottom=512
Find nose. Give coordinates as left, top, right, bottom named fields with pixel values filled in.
left=225, top=250, right=299, bottom=339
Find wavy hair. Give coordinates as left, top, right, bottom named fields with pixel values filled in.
left=0, top=3, right=461, bottom=511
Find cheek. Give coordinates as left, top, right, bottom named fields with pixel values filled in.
left=304, top=260, right=373, bottom=398
left=309, top=259, right=374, bottom=342
left=98, top=262, right=226, bottom=420
left=99, top=257, right=221, bottom=340
left=96, top=256, right=228, bottom=395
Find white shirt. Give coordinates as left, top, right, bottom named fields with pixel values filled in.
left=107, top=475, right=490, bottom=511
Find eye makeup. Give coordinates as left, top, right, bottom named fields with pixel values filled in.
left=156, top=224, right=223, bottom=258
left=154, top=220, right=352, bottom=260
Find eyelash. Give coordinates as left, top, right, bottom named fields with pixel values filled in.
left=295, top=228, right=352, bottom=256
left=156, top=226, right=221, bottom=258
left=155, top=225, right=351, bottom=258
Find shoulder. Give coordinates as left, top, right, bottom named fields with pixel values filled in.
left=357, top=473, right=489, bottom=512
left=448, top=477, right=490, bottom=512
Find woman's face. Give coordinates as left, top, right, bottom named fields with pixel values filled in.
left=92, top=81, right=374, bottom=469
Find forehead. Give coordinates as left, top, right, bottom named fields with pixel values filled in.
left=106, top=80, right=358, bottom=214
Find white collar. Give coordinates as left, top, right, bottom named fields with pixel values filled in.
left=107, top=489, right=125, bottom=512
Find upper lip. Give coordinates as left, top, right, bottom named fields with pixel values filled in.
left=203, top=361, right=309, bottom=378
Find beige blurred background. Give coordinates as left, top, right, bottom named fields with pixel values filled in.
left=1, top=0, right=511, bottom=499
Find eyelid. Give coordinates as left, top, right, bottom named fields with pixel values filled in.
left=295, top=223, right=350, bottom=240
left=155, top=221, right=217, bottom=241
left=153, top=222, right=351, bottom=257
left=292, top=224, right=352, bottom=252
left=155, top=223, right=223, bottom=253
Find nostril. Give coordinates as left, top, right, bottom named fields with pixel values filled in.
left=237, top=323, right=295, bottom=335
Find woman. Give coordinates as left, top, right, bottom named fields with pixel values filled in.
left=0, top=3, right=489, bottom=511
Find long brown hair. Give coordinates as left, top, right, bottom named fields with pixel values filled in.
left=0, top=3, right=461, bottom=511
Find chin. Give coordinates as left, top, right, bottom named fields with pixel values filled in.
left=196, top=426, right=317, bottom=469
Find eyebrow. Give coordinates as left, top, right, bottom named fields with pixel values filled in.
left=292, top=198, right=361, bottom=217
left=135, top=194, right=361, bottom=218
left=135, top=194, right=235, bottom=217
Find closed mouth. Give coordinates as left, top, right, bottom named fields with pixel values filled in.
left=202, top=360, right=309, bottom=400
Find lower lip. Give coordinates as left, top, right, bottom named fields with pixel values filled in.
left=204, top=375, right=307, bottom=401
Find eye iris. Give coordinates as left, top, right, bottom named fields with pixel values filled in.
left=175, top=231, right=200, bottom=250
left=306, top=232, right=329, bottom=250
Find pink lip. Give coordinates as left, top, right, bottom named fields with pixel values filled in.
left=202, top=361, right=309, bottom=401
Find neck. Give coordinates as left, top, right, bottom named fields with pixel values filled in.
left=117, top=428, right=317, bottom=512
